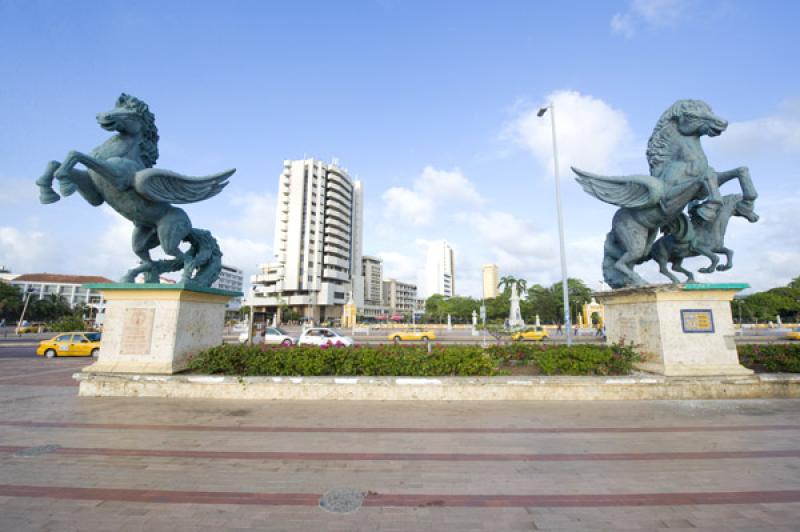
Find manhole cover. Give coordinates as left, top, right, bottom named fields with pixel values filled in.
left=15, top=444, right=61, bottom=457
left=319, top=488, right=364, bottom=513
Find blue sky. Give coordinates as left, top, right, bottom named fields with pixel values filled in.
left=1, top=0, right=798, bottom=295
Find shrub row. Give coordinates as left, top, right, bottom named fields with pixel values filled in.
left=187, top=343, right=641, bottom=377
left=738, top=344, right=800, bottom=373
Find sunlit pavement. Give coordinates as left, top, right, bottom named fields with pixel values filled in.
left=1, top=345, right=800, bottom=530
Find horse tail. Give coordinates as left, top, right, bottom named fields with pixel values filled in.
left=184, top=228, right=223, bottom=286
left=602, top=231, right=626, bottom=288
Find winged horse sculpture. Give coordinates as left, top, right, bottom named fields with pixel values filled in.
left=35, top=93, right=235, bottom=287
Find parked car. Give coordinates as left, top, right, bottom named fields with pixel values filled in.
left=16, top=321, right=47, bottom=334
left=387, top=330, right=436, bottom=343
left=297, top=328, right=354, bottom=347
left=241, top=327, right=296, bottom=346
left=787, top=328, right=800, bottom=341
left=511, top=326, right=549, bottom=342
left=37, top=332, right=102, bottom=358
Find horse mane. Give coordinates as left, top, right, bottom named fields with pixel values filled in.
left=646, top=99, right=708, bottom=177
left=116, top=93, right=159, bottom=168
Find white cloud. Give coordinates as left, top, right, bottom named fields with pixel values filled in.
left=380, top=166, right=482, bottom=226
left=382, top=187, right=434, bottom=225
left=377, top=250, right=423, bottom=282
left=503, top=90, right=635, bottom=177
left=611, top=0, right=686, bottom=38
left=610, top=13, right=635, bottom=39
left=711, top=100, right=800, bottom=159
left=0, top=226, right=53, bottom=273
left=222, top=192, right=277, bottom=240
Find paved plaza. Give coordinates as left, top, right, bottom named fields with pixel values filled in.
left=1, top=343, right=800, bottom=530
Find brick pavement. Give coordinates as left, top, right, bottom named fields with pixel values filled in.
left=0, top=355, right=799, bottom=530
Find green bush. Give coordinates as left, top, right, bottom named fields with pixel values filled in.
left=187, top=343, right=640, bottom=377
left=738, top=344, right=800, bottom=373
left=48, top=315, right=87, bottom=333
left=485, top=343, right=640, bottom=376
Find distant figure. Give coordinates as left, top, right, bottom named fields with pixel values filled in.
left=595, top=324, right=603, bottom=337
left=556, top=323, right=563, bottom=335
left=0, top=318, right=6, bottom=338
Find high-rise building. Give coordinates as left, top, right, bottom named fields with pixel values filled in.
left=425, top=240, right=455, bottom=297
left=250, top=159, right=363, bottom=322
left=482, top=264, right=499, bottom=299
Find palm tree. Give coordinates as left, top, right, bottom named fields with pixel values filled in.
left=497, top=276, right=517, bottom=295
left=498, top=276, right=527, bottom=297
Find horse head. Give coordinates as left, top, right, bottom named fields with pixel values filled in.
left=96, top=93, right=159, bottom=168
left=647, top=100, right=728, bottom=177
left=671, top=100, right=728, bottom=138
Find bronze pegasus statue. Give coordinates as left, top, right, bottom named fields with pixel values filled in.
left=35, top=93, right=235, bottom=287
left=572, top=99, right=757, bottom=288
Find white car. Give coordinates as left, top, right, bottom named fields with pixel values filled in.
left=297, top=328, right=354, bottom=347
left=238, top=327, right=296, bottom=346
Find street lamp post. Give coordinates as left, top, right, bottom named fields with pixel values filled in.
left=16, top=288, right=36, bottom=336
left=538, top=103, right=572, bottom=345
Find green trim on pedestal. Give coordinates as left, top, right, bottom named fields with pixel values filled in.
left=83, top=282, right=242, bottom=298
left=683, top=283, right=749, bottom=291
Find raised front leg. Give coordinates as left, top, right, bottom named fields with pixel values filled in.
left=35, top=161, right=62, bottom=204
left=716, top=166, right=758, bottom=201
left=55, top=151, right=134, bottom=191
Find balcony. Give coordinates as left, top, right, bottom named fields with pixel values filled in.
left=324, top=225, right=350, bottom=240
left=322, top=268, right=350, bottom=282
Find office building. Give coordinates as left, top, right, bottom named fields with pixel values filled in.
left=250, top=159, right=363, bottom=322
left=361, top=255, right=385, bottom=317
left=482, top=264, right=499, bottom=299
left=211, top=264, right=245, bottom=311
left=383, top=278, right=417, bottom=316
left=425, top=240, right=455, bottom=297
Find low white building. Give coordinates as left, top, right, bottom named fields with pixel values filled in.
left=8, top=273, right=113, bottom=324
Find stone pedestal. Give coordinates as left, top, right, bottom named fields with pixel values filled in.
left=82, top=283, right=241, bottom=374
left=595, top=283, right=752, bottom=377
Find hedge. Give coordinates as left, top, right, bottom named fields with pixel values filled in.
left=187, top=343, right=641, bottom=377
left=737, top=344, right=800, bottom=373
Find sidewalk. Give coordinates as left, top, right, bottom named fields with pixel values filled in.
left=1, top=357, right=799, bottom=530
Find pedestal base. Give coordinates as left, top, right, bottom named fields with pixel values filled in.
left=82, top=283, right=241, bottom=375
left=595, top=283, right=752, bottom=377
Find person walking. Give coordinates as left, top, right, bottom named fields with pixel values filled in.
left=0, top=318, right=6, bottom=338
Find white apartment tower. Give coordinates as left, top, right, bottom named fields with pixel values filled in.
left=482, top=264, right=499, bottom=299
left=425, top=240, right=455, bottom=297
left=250, top=159, right=363, bottom=322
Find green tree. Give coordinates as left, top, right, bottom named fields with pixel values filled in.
left=0, top=282, right=23, bottom=322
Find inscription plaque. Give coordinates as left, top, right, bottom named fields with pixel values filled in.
left=681, top=309, right=715, bottom=333
left=120, top=308, right=155, bottom=354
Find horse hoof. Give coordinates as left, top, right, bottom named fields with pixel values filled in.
left=38, top=188, right=61, bottom=204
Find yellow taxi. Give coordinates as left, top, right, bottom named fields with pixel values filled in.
left=37, top=332, right=102, bottom=358
left=388, top=330, right=437, bottom=343
left=787, top=328, right=800, bottom=341
left=511, top=326, right=549, bottom=342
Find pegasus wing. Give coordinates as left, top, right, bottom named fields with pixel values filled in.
left=572, top=167, right=664, bottom=208
left=133, top=168, right=235, bottom=204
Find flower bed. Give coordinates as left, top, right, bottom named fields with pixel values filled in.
left=738, top=344, right=800, bottom=373
left=187, top=343, right=641, bottom=377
